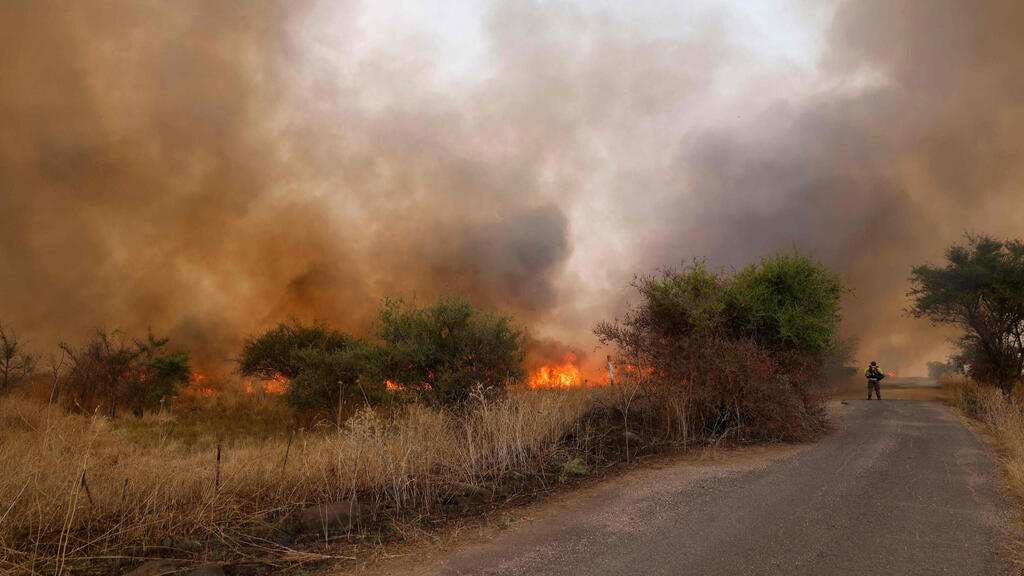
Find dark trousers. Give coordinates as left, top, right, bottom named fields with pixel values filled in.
left=868, top=379, right=881, bottom=400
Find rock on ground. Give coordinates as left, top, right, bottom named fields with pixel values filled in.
left=299, top=500, right=371, bottom=532
left=122, top=559, right=187, bottom=576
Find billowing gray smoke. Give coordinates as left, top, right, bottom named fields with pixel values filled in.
left=1, top=0, right=1022, bottom=374
left=631, top=0, right=1024, bottom=372
left=0, top=1, right=579, bottom=368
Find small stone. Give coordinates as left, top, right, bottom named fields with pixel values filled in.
left=450, top=482, right=493, bottom=503
left=299, top=500, right=370, bottom=532
left=188, top=563, right=225, bottom=576
left=123, top=559, right=187, bottom=576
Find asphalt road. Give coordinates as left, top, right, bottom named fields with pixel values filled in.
left=427, top=400, right=1017, bottom=576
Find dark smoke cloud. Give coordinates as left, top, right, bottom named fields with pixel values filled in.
left=1, top=0, right=1022, bottom=375
left=598, top=0, right=1024, bottom=373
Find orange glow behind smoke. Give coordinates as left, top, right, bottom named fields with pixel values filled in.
left=385, top=380, right=402, bottom=391
left=265, top=373, right=289, bottom=394
left=185, top=373, right=216, bottom=397
left=246, top=374, right=289, bottom=395
left=528, top=352, right=588, bottom=389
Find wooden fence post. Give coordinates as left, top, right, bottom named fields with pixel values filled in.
left=282, top=429, right=295, bottom=474
left=215, top=444, right=222, bottom=494
left=80, top=471, right=94, bottom=507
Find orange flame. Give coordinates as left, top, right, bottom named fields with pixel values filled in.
left=529, top=352, right=587, bottom=389
left=266, top=373, right=289, bottom=394
left=185, top=373, right=217, bottom=396
left=246, top=373, right=289, bottom=395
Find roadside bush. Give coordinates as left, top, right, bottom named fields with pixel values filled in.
left=375, top=296, right=526, bottom=407
left=726, top=253, right=845, bottom=358
left=596, top=254, right=845, bottom=442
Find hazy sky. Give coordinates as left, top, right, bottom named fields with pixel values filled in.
left=3, top=0, right=1022, bottom=375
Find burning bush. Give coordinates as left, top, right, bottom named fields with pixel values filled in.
left=375, top=296, right=526, bottom=406
left=238, top=320, right=383, bottom=422
left=60, top=329, right=192, bottom=418
left=238, top=297, right=526, bottom=417
left=596, top=254, right=845, bottom=442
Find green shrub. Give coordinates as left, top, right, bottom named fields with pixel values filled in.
left=239, top=320, right=385, bottom=421
left=726, top=253, right=846, bottom=355
left=141, top=346, right=191, bottom=410
left=284, top=343, right=384, bottom=424
left=375, top=296, right=526, bottom=407
left=238, top=319, right=356, bottom=380
left=595, top=252, right=846, bottom=442
left=640, top=262, right=726, bottom=338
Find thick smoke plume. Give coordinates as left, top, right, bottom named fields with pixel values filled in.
left=639, top=0, right=1024, bottom=372
left=1, top=0, right=1022, bottom=375
left=0, top=1, right=580, bottom=369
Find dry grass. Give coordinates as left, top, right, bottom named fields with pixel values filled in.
left=943, top=375, right=1024, bottom=508
left=944, top=374, right=1024, bottom=571
left=0, top=386, right=613, bottom=575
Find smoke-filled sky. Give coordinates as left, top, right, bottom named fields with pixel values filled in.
left=2, top=0, right=1023, bottom=374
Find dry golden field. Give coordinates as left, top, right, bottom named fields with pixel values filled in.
left=0, top=385, right=614, bottom=575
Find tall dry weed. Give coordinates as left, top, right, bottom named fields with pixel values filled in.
left=0, top=387, right=607, bottom=574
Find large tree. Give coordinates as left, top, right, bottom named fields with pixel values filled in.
left=909, top=235, right=1024, bottom=395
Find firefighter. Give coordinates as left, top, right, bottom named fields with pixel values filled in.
left=865, top=361, right=885, bottom=400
